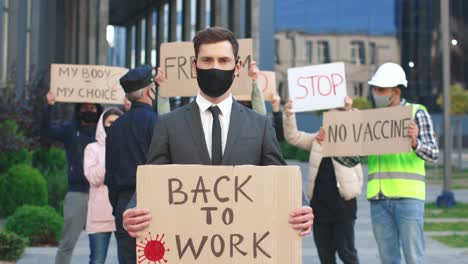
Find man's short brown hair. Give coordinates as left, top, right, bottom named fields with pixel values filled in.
left=192, top=27, right=239, bottom=59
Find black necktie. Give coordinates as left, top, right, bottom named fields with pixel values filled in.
left=209, top=106, right=222, bottom=165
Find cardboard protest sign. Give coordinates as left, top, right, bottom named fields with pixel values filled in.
left=159, top=39, right=253, bottom=100
left=136, top=165, right=302, bottom=264
left=288, top=62, right=347, bottom=112
left=50, top=64, right=128, bottom=104
left=257, top=71, right=277, bottom=101
left=322, top=106, right=412, bottom=157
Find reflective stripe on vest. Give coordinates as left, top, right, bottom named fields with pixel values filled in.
left=367, top=172, right=425, bottom=182
left=367, top=103, right=427, bottom=200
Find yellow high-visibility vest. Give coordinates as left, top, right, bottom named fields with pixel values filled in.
left=367, top=104, right=427, bottom=200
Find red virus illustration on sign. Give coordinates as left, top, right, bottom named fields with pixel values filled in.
left=137, top=232, right=170, bottom=263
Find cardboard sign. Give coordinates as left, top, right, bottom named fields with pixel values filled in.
left=50, top=64, right=127, bottom=104
left=288, top=62, right=347, bottom=112
left=257, top=71, right=277, bottom=101
left=159, top=39, right=253, bottom=100
left=136, top=165, right=302, bottom=264
left=322, top=106, right=413, bottom=157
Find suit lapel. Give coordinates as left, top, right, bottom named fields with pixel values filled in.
left=183, top=102, right=211, bottom=165
left=222, top=101, right=246, bottom=164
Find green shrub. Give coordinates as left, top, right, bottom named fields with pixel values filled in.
left=0, top=148, right=32, bottom=174
left=353, top=97, right=373, bottom=110
left=437, top=83, right=468, bottom=115
left=0, top=230, right=28, bottom=261
left=0, top=164, right=48, bottom=217
left=280, top=142, right=310, bottom=162
left=5, top=205, right=63, bottom=246
left=33, top=147, right=67, bottom=212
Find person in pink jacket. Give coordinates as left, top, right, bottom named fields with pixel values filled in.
left=84, top=107, right=123, bottom=264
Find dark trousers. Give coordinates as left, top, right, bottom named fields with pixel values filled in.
left=313, top=220, right=359, bottom=264
left=114, top=190, right=136, bottom=264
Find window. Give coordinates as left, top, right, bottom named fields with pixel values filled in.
left=369, top=42, right=377, bottom=65
left=275, top=38, right=280, bottom=64
left=353, top=82, right=363, bottom=97
left=163, top=3, right=169, bottom=42
left=177, top=0, right=182, bottom=41
left=305, top=41, right=313, bottom=64
left=140, top=18, right=146, bottom=64
left=350, top=41, right=365, bottom=65
left=130, top=25, right=136, bottom=68
left=317, top=41, right=330, bottom=63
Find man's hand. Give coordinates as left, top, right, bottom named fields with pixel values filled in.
left=344, top=96, right=353, bottom=111
left=408, top=121, right=419, bottom=148
left=248, top=60, right=260, bottom=81
left=316, top=128, right=326, bottom=145
left=289, top=206, right=314, bottom=236
left=46, top=90, right=56, bottom=106
left=272, top=94, right=281, bottom=113
left=285, top=99, right=293, bottom=117
left=155, top=67, right=165, bottom=85
left=122, top=208, right=151, bottom=238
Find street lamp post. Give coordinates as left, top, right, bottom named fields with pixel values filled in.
left=437, top=0, right=456, bottom=207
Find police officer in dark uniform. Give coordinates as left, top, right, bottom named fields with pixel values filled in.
left=105, top=65, right=158, bottom=263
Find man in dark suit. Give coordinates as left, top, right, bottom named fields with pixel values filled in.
left=122, top=27, right=313, bottom=240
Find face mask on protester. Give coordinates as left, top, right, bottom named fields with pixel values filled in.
left=196, top=66, right=236, bottom=98
left=78, top=111, right=99, bottom=123
left=104, top=126, right=110, bottom=134
left=372, top=90, right=394, bottom=108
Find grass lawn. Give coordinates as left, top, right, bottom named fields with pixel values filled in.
left=431, top=235, right=468, bottom=248
left=425, top=202, right=468, bottom=218
left=426, top=167, right=468, bottom=189
left=425, top=222, right=468, bottom=231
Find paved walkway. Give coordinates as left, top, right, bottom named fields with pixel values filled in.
left=16, top=162, right=468, bottom=263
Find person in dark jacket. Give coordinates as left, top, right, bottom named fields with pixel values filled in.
left=104, top=64, right=159, bottom=263
left=41, top=90, right=103, bottom=264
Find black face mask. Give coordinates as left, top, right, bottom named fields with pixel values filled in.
left=196, top=67, right=236, bottom=98
left=104, top=126, right=110, bottom=134
left=78, top=111, right=99, bottom=124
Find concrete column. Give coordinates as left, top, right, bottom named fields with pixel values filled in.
left=244, top=0, right=252, bottom=37
left=88, top=0, right=98, bottom=64
left=210, top=0, right=222, bottom=27
left=169, top=0, right=177, bottom=41
left=0, top=0, right=4, bottom=81
left=135, top=19, right=142, bottom=66
left=196, top=0, right=206, bottom=31
left=182, top=0, right=191, bottom=41
left=77, top=0, right=88, bottom=64
left=125, top=24, right=132, bottom=68
left=156, top=6, right=164, bottom=66
left=8, top=0, right=27, bottom=101
left=228, top=0, right=241, bottom=37
left=97, top=0, right=109, bottom=65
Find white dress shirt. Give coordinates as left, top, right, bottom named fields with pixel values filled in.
left=195, top=93, right=233, bottom=159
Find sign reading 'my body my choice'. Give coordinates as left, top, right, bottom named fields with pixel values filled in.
left=322, top=106, right=413, bottom=157
left=288, top=62, right=347, bottom=112
left=50, top=64, right=128, bottom=104
left=136, top=165, right=302, bottom=264
left=160, top=39, right=253, bottom=100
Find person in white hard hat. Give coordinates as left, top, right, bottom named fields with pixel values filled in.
left=367, top=63, right=439, bottom=264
